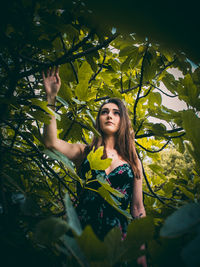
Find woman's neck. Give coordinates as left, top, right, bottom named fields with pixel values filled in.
left=104, top=135, right=116, bottom=151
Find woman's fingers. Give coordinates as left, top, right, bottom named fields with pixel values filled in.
left=42, top=66, right=60, bottom=80
left=46, top=68, right=50, bottom=77
left=55, top=66, right=59, bottom=75
left=51, top=66, right=56, bottom=76
left=42, top=71, right=45, bottom=81
left=55, top=66, right=60, bottom=84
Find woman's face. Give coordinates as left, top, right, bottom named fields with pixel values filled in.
left=99, top=103, right=120, bottom=135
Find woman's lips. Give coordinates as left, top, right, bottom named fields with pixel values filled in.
left=105, top=121, right=113, bottom=125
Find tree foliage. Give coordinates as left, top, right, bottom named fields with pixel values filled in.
left=1, top=1, right=200, bottom=266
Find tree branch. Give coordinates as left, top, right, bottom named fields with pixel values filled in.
left=89, top=49, right=106, bottom=83
left=136, top=140, right=171, bottom=153
left=150, top=83, right=178, bottom=98
left=133, top=43, right=149, bottom=125
left=139, top=156, right=175, bottom=209
left=59, top=32, right=79, bottom=84
left=3, top=120, right=78, bottom=200
left=136, top=127, right=184, bottom=139
left=139, top=86, right=153, bottom=99
left=18, top=33, right=118, bottom=79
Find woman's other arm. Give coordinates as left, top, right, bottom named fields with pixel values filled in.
left=131, top=160, right=146, bottom=218
left=42, top=67, right=86, bottom=166
left=132, top=161, right=147, bottom=266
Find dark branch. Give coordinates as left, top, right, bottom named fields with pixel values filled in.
left=139, top=157, right=175, bottom=209
left=56, top=33, right=118, bottom=66
left=122, top=84, right=139, bottom=94
left=150, top=83, right=178, bottom=98
left=139, top=86, right=153, bottom=99
left=3, top=120, right=78, bottom=200
left=120, top=73, right=123, bottom=93
left=136, top=140, right=171, bottom=153
left=135, top=119, right=146, bottom=136
left=136, top=127, right=184, bottom=139
left=154, top=58, right=176, bottom=80
left=18, top=33, right=118, bottom=79
left=89, top=49, right=106, bottom=83
left=59, top=32, right=79, bottom=84
left=133, top=43, right=149, bottom=125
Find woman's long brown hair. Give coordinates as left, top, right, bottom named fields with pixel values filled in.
left=85, top=98, right=141, bottom=179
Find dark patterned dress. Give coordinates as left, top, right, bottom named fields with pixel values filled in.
left=76, top=158, right=134, bottom=240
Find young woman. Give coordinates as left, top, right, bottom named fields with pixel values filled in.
left=42, top=67, right=146, bottom=265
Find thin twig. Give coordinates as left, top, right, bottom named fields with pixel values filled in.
left=150, top=83, right=178, bottom=98
left=139, top=86, right=153, bottom=99
left=18, top=33, right=118, bottom=79
left=136, top=127, right=184, bottom=139
left=136, top=140, right=171, bottom=153
left=59, top=32, right=79, bottom=84
left=138, top=155, right=175, bottom=209
left=89, top=49, right=107, bottom=83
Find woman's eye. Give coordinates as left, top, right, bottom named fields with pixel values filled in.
left=101, top=110, right=107, bottom=115
left=114, top=111, right=120, bottom=115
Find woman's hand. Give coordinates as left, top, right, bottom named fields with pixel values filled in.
left=42, top=66, right=61, bottom=99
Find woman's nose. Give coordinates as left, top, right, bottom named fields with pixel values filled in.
left=107, top=112, right=112, bottom=119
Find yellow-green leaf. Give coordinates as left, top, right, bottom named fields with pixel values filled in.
left=87, top=146, right=112, bottom=170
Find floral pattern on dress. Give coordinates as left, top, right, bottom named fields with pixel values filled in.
left=76, top=158, right=134, bottom=240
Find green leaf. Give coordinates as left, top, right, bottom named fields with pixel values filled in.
left=160, top=203, right=200, bottom=237
left=59, top=63, right=77, bottom=83
left=177, top=185, right=195, bottom=200
left=21, top=197, right=41, bottom=216
left=83, top=120, right=101, bottom=137
left=97, top=187, right=132, bottom=220
left=86, top=109, right=96, bottom=125
left=120, top=55, right=132, bottom=71
left=56, top=95, right=69, bottom=107
left=57, top=82, right=73, bottom=104
left=152, top=123, right=167, bottom=136
left=119, top=46, right=137, bottom=57
left=183, top=74, right=198, bottom=102
left=121, top=217, right=155, bottom=261
left=87, top=146, right=112, bottom=170
left=108, top=58, right=120, bottom=71
left=28, top=110, right=51, bottom=124
left=64, top=193, right=82, bottom=236
left=76, top=226, right=107, bottom=262
left=160, top=47, right=175, bottom=61
left=64, top=24, right=79, bottom=42
left=72, top=97, right=86, bottom=105
left=182, top=110, right=200, bottom=149
left=148, top=92, right=162, bottom=108
left=2, top=172, right=25, bottom=194
left=181, top=231, right=200, bottom=267
left=30, top=98, right=60, bottom=121
left=182, top=110, right=200, bottom=167
left=75, top=62, right=93, bottom=101
left=162, top=73, right=178, bottom=94
left=43, top=148, right=82, bottom=183
left=104, top=227, right=122, bottom=265
left=96, top=174, right=125, bottom=198
left=34, top=217, right=69, bottom=244
left=86, top=54, right=98, bottom=72
left=60, top=235, right=89, bottom=267
left=148, top=164, right=166, bottom=179
left=44, top=148, right=74, bottom=172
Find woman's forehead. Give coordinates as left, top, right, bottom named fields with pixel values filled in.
left=101, top=103, right=119, bottom=110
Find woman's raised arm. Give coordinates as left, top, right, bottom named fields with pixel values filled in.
left=42, top=67, right=86, bottom=166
